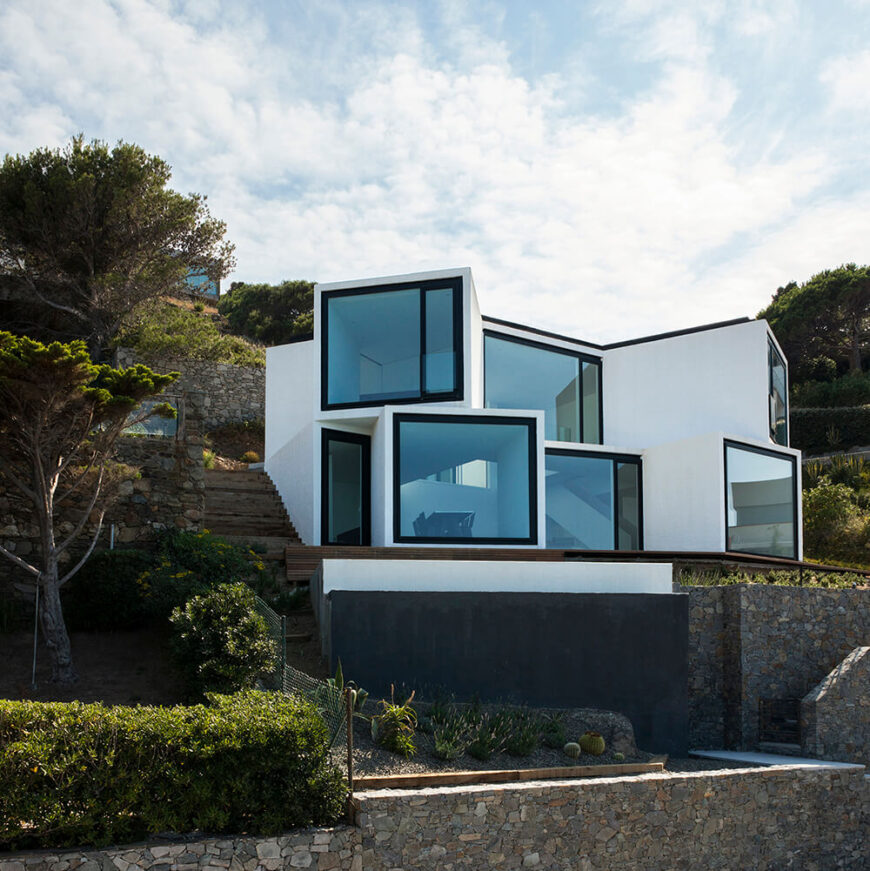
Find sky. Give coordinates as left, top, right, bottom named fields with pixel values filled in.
left=1, top=0, right=868, bottom=343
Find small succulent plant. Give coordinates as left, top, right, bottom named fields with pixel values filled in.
left=563, top=741, right=582, bottom=759
left=579, top=731, right=606, bottom=756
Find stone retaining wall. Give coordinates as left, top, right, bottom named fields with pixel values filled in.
left=802, top=646, right=870, bottom=766
left=116, top=349, right=264, bottom=431
left=685, top=584, right=870, bottom=751
left=4, top=766, right=867, bottom=870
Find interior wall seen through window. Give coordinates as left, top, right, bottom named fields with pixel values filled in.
left=396, top=417, right=534, bottom=542
left=726, top=443, right=796, bottom=558
left=544, top=452, right=641, bottom=550
left=484, top=334, right=601, bottom=444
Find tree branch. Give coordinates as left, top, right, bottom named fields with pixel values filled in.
left=57, top=465, right=105, bottom=556
left=0, top=542, right=40, bottom=577
left=59, top=511, right=105, bottom=587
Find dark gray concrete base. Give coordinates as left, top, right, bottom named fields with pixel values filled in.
left=329, top=591, right=688, bottom=755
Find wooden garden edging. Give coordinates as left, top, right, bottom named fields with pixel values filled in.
left=354, top=761, right=664, bottom=790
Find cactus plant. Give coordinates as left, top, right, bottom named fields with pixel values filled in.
left=579, top=730, right=606, bottom=756
left=563, top=741, right=582, bottom=759
left=613, top=752, right=625, bottom=762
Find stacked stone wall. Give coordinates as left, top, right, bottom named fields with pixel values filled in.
left=116, top=349, right=264, bottom=431
left=685, top=584, right=870, bottom=752
left=3, top=766, right=867, bottom=870
left=802, top=646, right=870, bottom=765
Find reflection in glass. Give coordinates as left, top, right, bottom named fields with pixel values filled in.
left=768, top=341, right=788, bottom=446
left=582, top=361, right=600, bottom=444
left=325, top=435, right=365, bottom=545
left=616, top=462, right=640, bottom=549
left=425, top=288, right=455, bottom=394
left=544, top=452, right=641, bottom=550
left=396, top=417, right=533, bottom=541
left=726, top=443, right=796, bottom=558
left=484, top=335, right=602, bottom=444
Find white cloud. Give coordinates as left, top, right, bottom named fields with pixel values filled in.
left=821, top=49, right=870, bottom=112
left=0, top=0, right=865, bottom=344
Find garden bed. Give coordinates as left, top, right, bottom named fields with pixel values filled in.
left=338, top=701, right=747, bottom=782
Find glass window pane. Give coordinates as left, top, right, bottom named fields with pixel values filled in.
left=545, top=453, right=614, bottom=549
left=326, top=437, right=364, bottom=545
left=726, top=444, right=796, bottom=558
left=123, top=399, right=178, bottom=438
left=397, top=418, right=533, bottom=541
left=616, top=462, right=640, bottom=549
left=769, top=342, right=788, bottom=446
left=582, top=361, right=601, bottom=444
left=485, top=335, right=582, bottom=442
left=326, top=289, right=421, bottom=405
left=425, top=288, right=455, bottom=394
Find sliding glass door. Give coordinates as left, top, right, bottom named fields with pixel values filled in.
left=322, top=429, right=371, bottom=546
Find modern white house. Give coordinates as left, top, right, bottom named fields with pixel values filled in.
left=263, top=266, right=800, bottom=755
left=265, top=266, right=800, bottom=561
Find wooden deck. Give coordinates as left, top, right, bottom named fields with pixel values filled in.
left=285, top=544, right=870, bottom=585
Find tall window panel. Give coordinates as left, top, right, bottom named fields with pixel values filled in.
left=394, top=415, right=537, bottom=544
left=484, top=332, right=602, bottom=444
left=323, top=279, right=462, bottom=409
left=544, top=450, right=642, bottom=550
left=725, top=441, right=796, bottom=559
left=768, top=340, right=788, bottom=446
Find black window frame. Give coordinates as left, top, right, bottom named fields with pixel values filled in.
left=392, top=412, right=539, bottom=545
left=723, top=438, right=798, bottom=560
left=768, top=338, right=789, bottom=446
left=321, top=427, right=372, bottom=546
left=544, top=448, right=643, bottom=551
left=321, top=277, right=464, bottom=411
left=483, top=330, right=604, bottom=445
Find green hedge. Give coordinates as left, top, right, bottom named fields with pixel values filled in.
left=790, top=406, right=870, bottom=453
left=0, top=691, right=345, bottom=850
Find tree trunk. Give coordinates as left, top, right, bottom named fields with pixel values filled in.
left=39, top=569, right=78, bottom=685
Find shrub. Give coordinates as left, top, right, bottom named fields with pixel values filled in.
left=540, top=712, right=567, bottom=749
left=203, top=447, right=216, bottom=469
left=240, top=450, right=260, bottom=463
left=431, top=715, right=472, bottom=760
left=790, top=406, right=870, bottom=453
left=62, top=549, right=156, bottom=631
left=117, top=302, right=265, bottom=367
left=791, top=373, right=870, bottom=409
left=803, top=479, right=859, bottom=547
left=0, top=691, right=345, bottom=850
left=138, top=530, right=265, bottom=619
left=678, top=567, right=863, bottom=588
left=467, top=711, right=513, bottom=761
left=169, top=583, right=277, bottom=697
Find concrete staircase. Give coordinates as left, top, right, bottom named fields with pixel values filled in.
left=204, top=469, right=302, bottom=540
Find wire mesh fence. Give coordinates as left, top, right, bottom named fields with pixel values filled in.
left=255, top=595, right=348, bottom=747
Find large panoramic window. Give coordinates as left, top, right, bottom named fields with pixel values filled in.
left=394, top=414, right=537, bottom=543
left=544, top=450, right=642, bottom=550
left=484, top=332, right=601, bottom=444
left=725, top=441, right=797, bottom=559
left=768, top=339, right=788, bottom=446
left=323, top=279, right=462, bottom=408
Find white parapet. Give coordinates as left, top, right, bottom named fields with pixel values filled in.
left=318, top=559, right=674, bottom=596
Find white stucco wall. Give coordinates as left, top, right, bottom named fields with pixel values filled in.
left=603, top=319, right=772, bottom=449
left=643, top=432, right=727, bottom=552
left=320, top=558, right=674, bottom=595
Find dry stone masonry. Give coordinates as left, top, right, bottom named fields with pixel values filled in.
left=802, top=646, right=870, bottom=766
left=115, top=349, right=264, bottom=431
left=684, top=583, right=870, bottom=755
left=4, top=766, right=868, bottom=870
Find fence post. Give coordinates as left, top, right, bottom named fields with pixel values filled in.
left=345, top=684, right=355, bottom=822
left=280, top=614, right=287, bottom=673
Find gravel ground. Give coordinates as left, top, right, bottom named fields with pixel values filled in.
left=334, top=703, right=760, bottom=778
